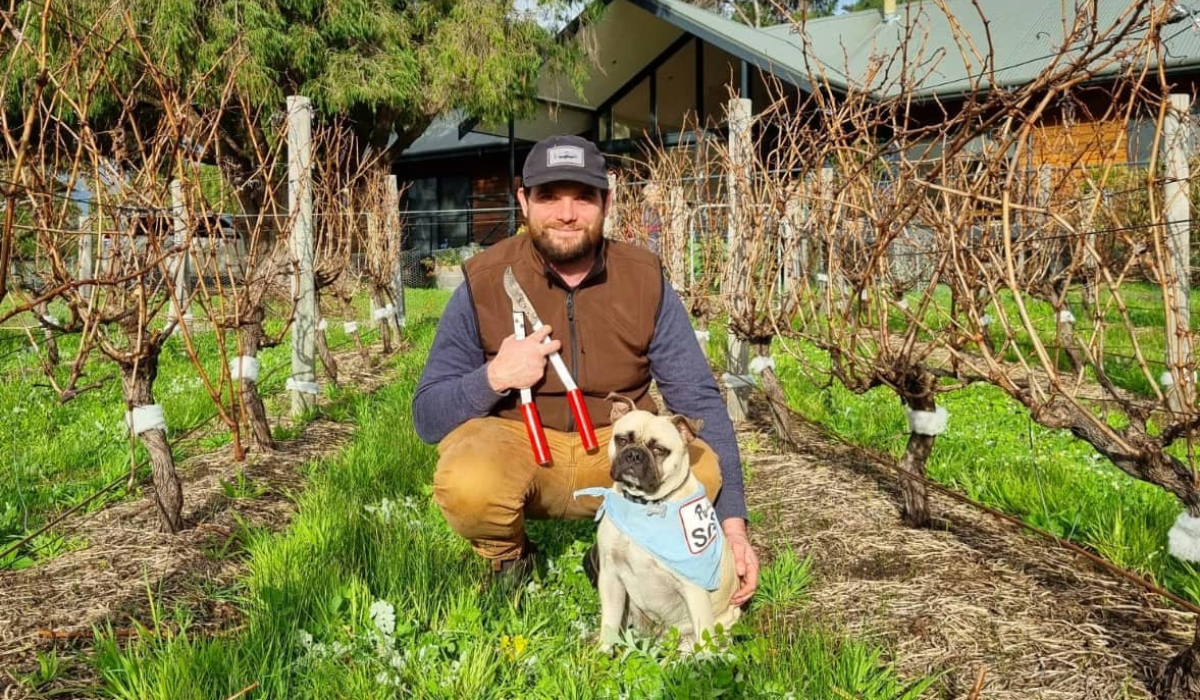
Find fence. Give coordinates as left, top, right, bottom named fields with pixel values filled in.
left=364, top=155, right=1200, bottom=298
left=599, top=157, right=1200, bottom=301
left=402, top=206, right=517, bottom=254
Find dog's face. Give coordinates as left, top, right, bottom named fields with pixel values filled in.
left=606, top=394, right=702, bottom=501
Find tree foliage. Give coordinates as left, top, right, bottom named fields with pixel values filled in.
left=3, top=0, right=587, bottom=160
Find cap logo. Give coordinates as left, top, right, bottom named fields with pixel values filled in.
left=546, top=145, right=585, bottom=168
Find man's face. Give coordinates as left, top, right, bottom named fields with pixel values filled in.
left=517, top=181, right=610, bottom=265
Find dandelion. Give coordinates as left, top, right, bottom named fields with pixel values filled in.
left=446, top=657, right=463, bottom=683
left=297, top=629, right=314, bottom=649
left=370, top=600, right=396, bottom=637
left=365, top=498, right=396, bottom=523
left=499, top=634, right=529, bottom=661
left=571, top=619, right=590, bottom=640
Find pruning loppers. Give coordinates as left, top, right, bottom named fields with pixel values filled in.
left=511, top=302, right=552, bottom=465
left=503, top=266, right=599, bottom=463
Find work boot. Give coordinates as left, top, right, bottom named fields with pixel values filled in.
left=492, top=537, right=538, bottom=588
left=583, top=543, right=600, bottom=589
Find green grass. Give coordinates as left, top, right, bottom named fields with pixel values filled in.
left=87, top=289, right=935, bottom=700
left=0, top=294, right=388, bottom=570
left=763, top=331, right=1200, bottom=605
left=741, top=278, right=1200, bottom=606
left=777, top=280, right=1190, bottom=399
left=979, top=282, right=1187, bottom=397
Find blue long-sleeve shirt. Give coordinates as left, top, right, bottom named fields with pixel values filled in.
left=412, top=277, right=747, bottom=522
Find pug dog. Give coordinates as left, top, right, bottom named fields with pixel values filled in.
left=575, top=394, right=741, bottom=653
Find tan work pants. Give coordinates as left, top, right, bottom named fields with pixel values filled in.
left=433, top=417, right=722, bottom=568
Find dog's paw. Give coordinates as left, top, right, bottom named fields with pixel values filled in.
left=677, top=637, right=700, bottom=655
left=597, top=626, right=621, bottom=655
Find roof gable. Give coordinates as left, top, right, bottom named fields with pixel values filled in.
left=404, top=0, right=1200, bottom=157
left=647, top=0, right=1200, bottom=100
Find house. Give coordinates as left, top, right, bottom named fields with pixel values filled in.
left=396, top=0, right=1200, bottom=254
left=397, top=0, right=802, bottom=254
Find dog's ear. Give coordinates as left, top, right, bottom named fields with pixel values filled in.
left=607, top=392, right=638, bottom=423
left=669, top=415, right=704, bottom=444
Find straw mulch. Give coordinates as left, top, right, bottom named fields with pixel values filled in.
left=0, top=345, right=400, bottom=696
left=2, top=348, right=1193, bottom=699
left=742, top=397, right=1192, bottom=700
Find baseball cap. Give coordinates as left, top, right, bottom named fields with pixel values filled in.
left=522, top=135, right=609, bottom=190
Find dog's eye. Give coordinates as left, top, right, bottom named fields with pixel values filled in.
left=614, top=435, right=628, bottom=447
left=652, top=446, right=669, bottom=457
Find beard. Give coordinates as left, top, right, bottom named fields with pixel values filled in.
left=528, top=219, right=604, bottom=265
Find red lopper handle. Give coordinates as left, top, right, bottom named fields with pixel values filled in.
left=520, top=402, right=552, bottom=466
left=567, top=388, right=598, bottom=452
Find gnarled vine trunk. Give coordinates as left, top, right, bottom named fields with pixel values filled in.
left=897, top=369, right=939, bottom=529
left=238, top=305, right=276, bottom=452
left=751, top=340, right=798, bottom=450
left=121, top=349, right=183, bottom=533
left=1155, top=616, right=1200, bottom=700
left=316, top=324, right=339, bottom=387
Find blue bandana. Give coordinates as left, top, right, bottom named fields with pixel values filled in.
left=574, top=485, right=724, bottom=591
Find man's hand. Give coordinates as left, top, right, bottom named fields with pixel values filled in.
left=723, top=517, right=758, bottom=607
left=486, top=325, right=561, bottom=393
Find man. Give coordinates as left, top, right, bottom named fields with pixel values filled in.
left=411, top=134, right=758, bottom=607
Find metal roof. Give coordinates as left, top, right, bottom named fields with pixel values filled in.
left=402, top=111, right=516, bottom=157
left=650, top=0, right=1200, bottom=100
left=402, top=0, right=1200, bottom=158
left=625, top=0, right=818, bottom=92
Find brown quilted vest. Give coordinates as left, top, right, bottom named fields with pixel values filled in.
left=463, top=234, right=663, bottom=433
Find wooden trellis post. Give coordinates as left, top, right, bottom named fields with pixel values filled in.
left=723, top=96, right=753, bottom=423
left=77, top=213, right=94, bottom=300
left=1162, top=93, right=1194, bottom=412
left=388, top=174, right=406, bottom=329
left=288, top=96, right=318, bottom=416
left=168, top=179, right=189, bottom=329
